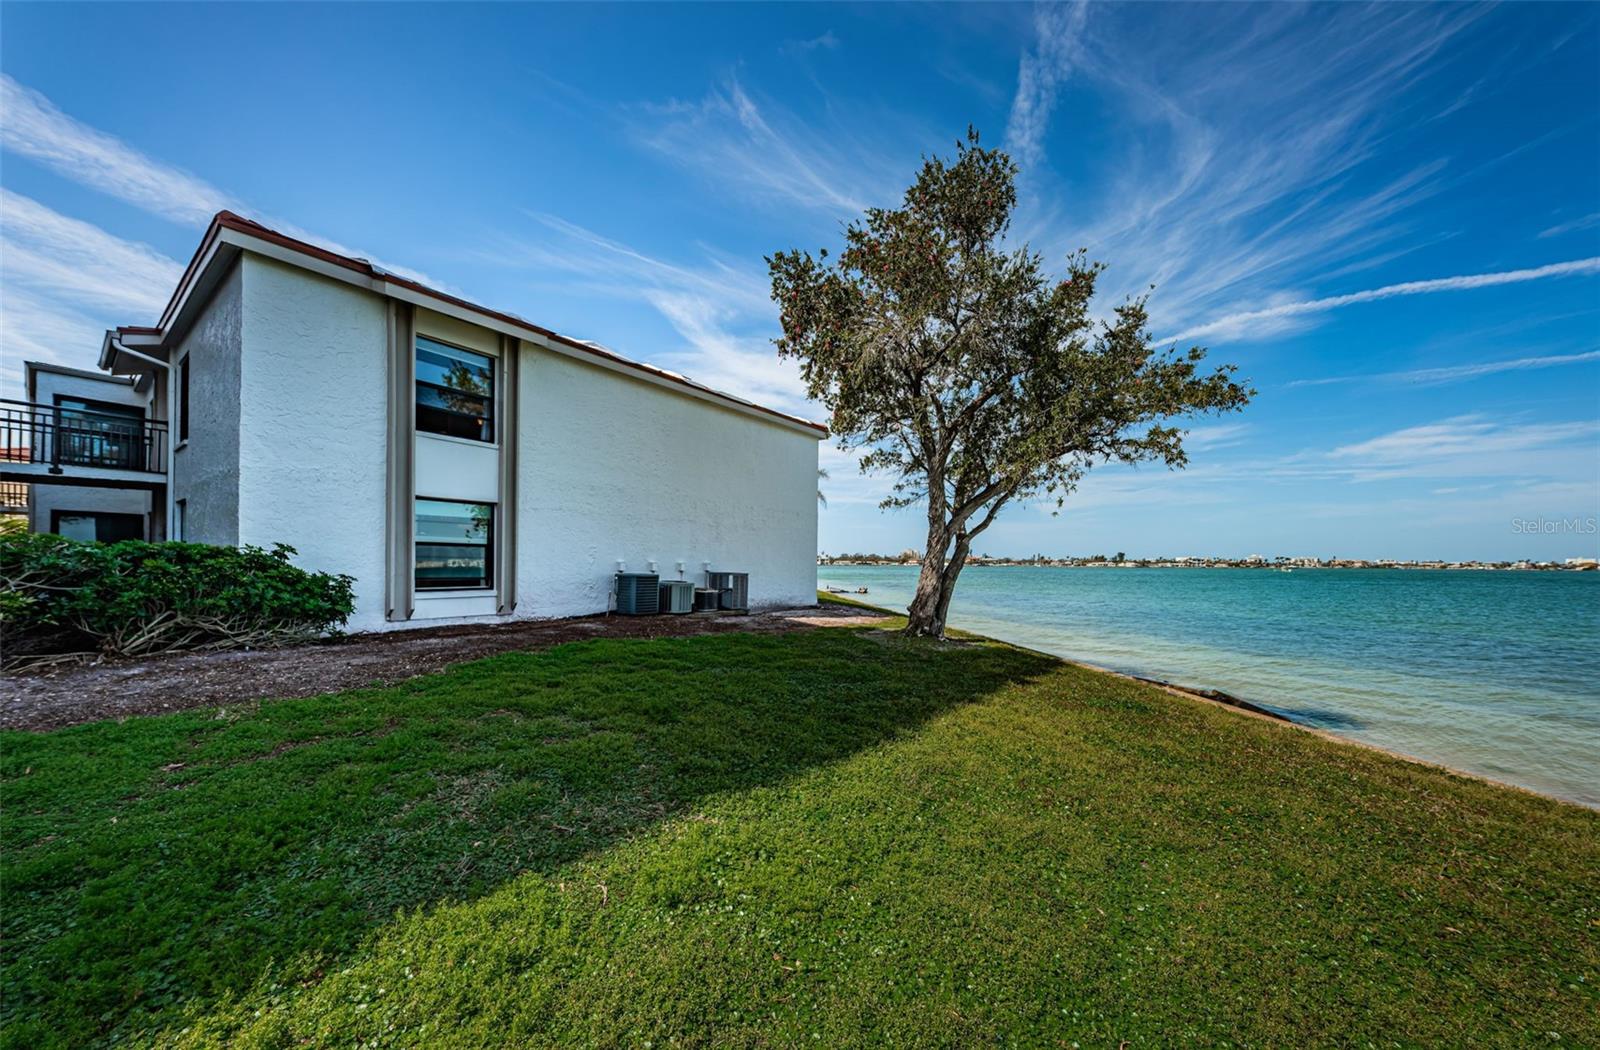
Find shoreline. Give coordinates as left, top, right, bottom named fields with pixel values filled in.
left=821, top=561, right=1600, bottom=573
left=821, top=592, right=1596, bottom=812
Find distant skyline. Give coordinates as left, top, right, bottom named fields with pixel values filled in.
left=1, top=3, right=1596, bottom=560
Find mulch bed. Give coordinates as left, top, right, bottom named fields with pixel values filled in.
left=0, top=605, right=888, bottom=733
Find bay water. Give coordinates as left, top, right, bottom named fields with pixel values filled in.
left=818, top=565, right=1600, bottom=807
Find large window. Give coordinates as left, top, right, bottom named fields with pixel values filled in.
left=416, top=337, right=494, bottom=442
left=51, top=511, right=144, bottom=543
left=54, top=397, right=145, bottom=469
left=415, top=498, right=493, bottom=590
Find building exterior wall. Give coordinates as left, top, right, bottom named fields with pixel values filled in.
left=28, top=483, right=152, bottom=537
left=30, top=369, right=146, bottom=413
left=22, top=364, right=158, bottom=539
left=26, top=366, right=151, bottom=473
left=235, top=254, right=390, bottom=628
left=166, top=251, right=819, bottom=633
left=517, top=347, right=819, bottom=619
left=171, top=261, right=243, bottom=543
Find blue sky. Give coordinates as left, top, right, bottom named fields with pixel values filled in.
left=2, top=3, right=1596, bottom=561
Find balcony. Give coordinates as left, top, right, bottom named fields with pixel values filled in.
left=0, top=399, right=168, bottom=489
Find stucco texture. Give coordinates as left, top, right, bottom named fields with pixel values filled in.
left=237, top=255, right=390, bottom=629
left=173, top=252, right=818, bottom=632
left=171, top=261, right=243, bottom=544
left=517, top=349, right=819, bottom=618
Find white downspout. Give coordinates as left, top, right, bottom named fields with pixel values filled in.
left=110, top=338, right=174, bottom=540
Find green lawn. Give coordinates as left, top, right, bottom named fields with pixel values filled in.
left=2, top=607, right=1596, bottom=1048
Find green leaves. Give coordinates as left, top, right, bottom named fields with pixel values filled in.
left=768, top=129, right=1254, bottom=634
left=0, top=534, right=355, bottom=666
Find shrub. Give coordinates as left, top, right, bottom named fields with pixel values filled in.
left=0, top=528, right=354, bottom=667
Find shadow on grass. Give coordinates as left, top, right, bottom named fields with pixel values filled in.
left=0, top=627, right=1055, bottom=1048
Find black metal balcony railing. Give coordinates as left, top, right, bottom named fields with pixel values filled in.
left=0, top=399, right=168, bottom=474
left=0, top=480, right=27, bottom=512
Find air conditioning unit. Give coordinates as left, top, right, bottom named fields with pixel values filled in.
left=614, top=572, right=660, bottom=614
left=659, top=579, right=694, bottom=614
left=707, top=571, right=749, bottom=613
left=692, top=587, right=722, bottom=612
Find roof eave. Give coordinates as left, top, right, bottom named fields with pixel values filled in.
left=127, top=211, right=829, bottom=439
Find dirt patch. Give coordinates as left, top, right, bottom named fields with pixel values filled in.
left=0, top=605, right=891, bottom=733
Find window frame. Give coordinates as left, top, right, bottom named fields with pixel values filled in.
left=50, top=395, right=147, bottom=470
left=414, top=335, right=496, bottom=445
left=413, top=496, right=495, bottom=592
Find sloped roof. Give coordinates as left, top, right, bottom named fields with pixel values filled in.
left=107, top=211, right=827, bottom=438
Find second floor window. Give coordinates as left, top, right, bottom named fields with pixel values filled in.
left=416, top=336, right=494, bottom=442
left=54, top=397, right=145, bottom=470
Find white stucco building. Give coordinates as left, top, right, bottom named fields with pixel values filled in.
left=7, top=212, right=825, bottom=632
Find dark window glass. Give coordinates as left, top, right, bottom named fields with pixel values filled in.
left=52, top=511, right=143, bottom=543
left=179, top=355, right=191, bottom=443
left=414, top=498, right=493, bottom=590
left=54, top=397, right=145, bottom=469
left=415, top=337, right=493, bottom=442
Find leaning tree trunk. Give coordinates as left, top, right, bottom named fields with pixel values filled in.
left=931, top=533, right=970, bottom=632
left=904, top=528, right=970, bottom=639
left=904, top=527, right=948, bottom=637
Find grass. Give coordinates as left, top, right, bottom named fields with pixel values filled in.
left=2, top=605, right=1596, bottom=1047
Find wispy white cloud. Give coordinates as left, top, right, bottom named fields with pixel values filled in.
left=0, top=189, right=182, bottom=313
left=1328, top=416, right=1597, bottom=462
left=510, top=212, right=770, bottom=315
left=0, top=191, right=183, bottom=392
left=1289, top=349, right=1600, bottom=388
left=639, top=288, right=808, bottom=408
left=1006, top=4, right=1538, bottom=340
left=1310, top=415, right=1599, bottom=485
left=0, top=76, right=455, bottom=397
left=0, top=289, right=109, bottom=391
left=1004, top=3, right=1089, bottom=171
left=783, top=31, right=840, bottom=55
left=1158, top=258, right=1600, bottom=344
left=1538, top=211, right=1600, bottom=239
left=1180, top=422, right=1252, bottom=451
left=632, top=76, right=906, bottom=218
left=0, top=74, right=439, bottom=288
left=0, top=74, right=229, bottom=224
left=490, top=213, right=811, bottom=414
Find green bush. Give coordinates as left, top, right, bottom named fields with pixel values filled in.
left=0, top=528, right=354, bottom=667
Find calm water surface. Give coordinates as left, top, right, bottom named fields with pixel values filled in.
left=819, top=566, right=1600, bottom=807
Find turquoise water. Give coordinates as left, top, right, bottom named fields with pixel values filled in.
left=819, top=566, right=1600, bottom=807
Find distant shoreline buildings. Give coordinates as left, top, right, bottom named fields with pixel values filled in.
left=818, top=552, right=1599, bottom=572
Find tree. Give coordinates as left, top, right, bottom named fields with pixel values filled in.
left=769, top=130, right=1252, bottom=637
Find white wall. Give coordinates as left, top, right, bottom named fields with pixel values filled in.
left=30, top=369, right=146, bottom=412
left=29, top=483, right=151, bottom=536
left=236, top=255, right=390, bottom=629
left=209, top=254, right=818, bottom=633
left=517, top=347, right=819, bottom=618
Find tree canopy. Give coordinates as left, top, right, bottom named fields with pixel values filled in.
left=769, top=129, right=1253, bottom=636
